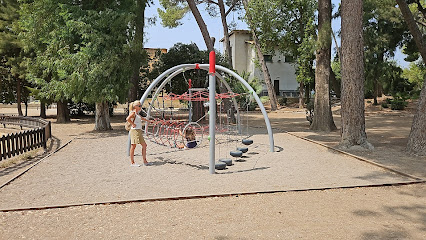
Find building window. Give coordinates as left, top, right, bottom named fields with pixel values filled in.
left=263, top=55, right=272, bottom=62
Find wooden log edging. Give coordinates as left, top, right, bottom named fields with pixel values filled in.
left=0, top=116, right=51, bottom=161
left=285, top=131, right=425, bottom=181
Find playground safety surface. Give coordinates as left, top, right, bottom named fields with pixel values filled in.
left=0, top=127, right=421, bottom=211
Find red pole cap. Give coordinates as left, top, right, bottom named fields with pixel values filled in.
left=209, top=51, right=216, bottom=74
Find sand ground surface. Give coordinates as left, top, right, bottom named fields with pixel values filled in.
left=0, top=103, right=425, bottom=239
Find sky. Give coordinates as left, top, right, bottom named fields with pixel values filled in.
left=144, top=0, right=409, bottom=68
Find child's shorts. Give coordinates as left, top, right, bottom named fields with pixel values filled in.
left=186, top=141, right=197, bottom=148
left=130, top=129, right=146, bottom=144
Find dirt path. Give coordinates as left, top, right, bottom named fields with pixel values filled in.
left=0, top=183, right=424, bottom=239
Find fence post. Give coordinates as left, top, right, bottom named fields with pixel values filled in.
left=6, top=134, right=11, bottom=158
left=18, top=132, right=23, bottom=154
left=42, top=128, right=47, bottom=150
left=11, top=133, right=16, bottom=157
left=1, top=135, right=5, bottom=161
left=25, top=130, right=29, bottom=152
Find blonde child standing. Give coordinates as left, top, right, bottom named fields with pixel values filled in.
left=126, top=100, right=152, bottom=167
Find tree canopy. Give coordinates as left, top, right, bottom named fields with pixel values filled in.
left=149, top=42, right=227, bottom=94
left=19, top=0, right=138, bottom=104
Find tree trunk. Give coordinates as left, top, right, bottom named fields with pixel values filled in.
left=406, top=76, right=426, bottom=156
left=40, top=101, right=46, bottom=118
left=299, top=81, right=304, bottom=109
left=16, top=76, right=23, bottom=116
left=218, top=0, right=233, bottom=67
left=311, top=0, right=336, bottom=132
left=128, top=0, right=146, bottom=102
left=253, top=31, right=278, bottom=111
left=339, top=0, right=373, bottom=150
left=218, top=0, right=235, bottom=122
left=186, top=0, right=214, bottom=52
left=185, top=0, right=214, bottom=121
left=396, top=0, right=426, bottom=155
left=373, top=79, right=378, bottom=105
left=56, top=100, right=70, bottom=123
left=242, top=0, right=278, bottom=111
left=396, top=0, right=426, bottom=61
left=24, top=101, right=28, bottom=116
left=95, top=102, right=112, bottom=131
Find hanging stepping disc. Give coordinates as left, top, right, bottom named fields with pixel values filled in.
left=230, top=150, right=243, bottom=158
left=219, top=158, right=233, bottom=166
left=237, top=147, right=248, bottom=153
left=215, top=162, right=227, bottom=170
left=242, top=139, right=253, bottom=145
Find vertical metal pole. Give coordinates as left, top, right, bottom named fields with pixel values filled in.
left=209, top=51, right=216, bottom=174
left=189, top=88, right=193, bottom=122
left=127, top=133, right=131, bottom=156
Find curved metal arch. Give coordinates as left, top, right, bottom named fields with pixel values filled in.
left=139, top=63, right=274, bottom=152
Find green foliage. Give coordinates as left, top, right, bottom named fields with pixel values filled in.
left=379, top=61, right=415, bottom=97
left=68, top=101, right=95, bottom=116
left=148, top=42, right=230, bottom=100
left=296, top=18, right=316, bottom=86
left=246, top=0, right=317, bottom=87
left=401, top=1, right=426, bottom=62
left=19, top=0, right=138, bottom=104
left=157, top=0, right=189, bottom=28
left=260, top=96, right=269, bottom=103
left=390, top=96, right=408, bottom=110
left=0, top=0, right=29, bottom=103
left=402, top=62, right=425, bottom=91
left=363, top=0, right=409, bottom=100
left=0, top=0, right=20, bottom=56
left=0, top=58, right=15, bottom=103
left=157, top=0, right=242, bottom=30
left=149, top=43, right=220, bottom=94
left=222, top=70, right=261, bottom=109
left=330, top=57, right=341, bottom=96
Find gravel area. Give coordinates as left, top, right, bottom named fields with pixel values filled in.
left=0, top=105, right=425, bottom=239
left=0, top=127, right=416, bottom=210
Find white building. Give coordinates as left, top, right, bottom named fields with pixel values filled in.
left=221, top=30, right=299, bottom=97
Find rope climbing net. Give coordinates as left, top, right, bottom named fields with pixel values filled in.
left=143, top=89, right=245, bottom=149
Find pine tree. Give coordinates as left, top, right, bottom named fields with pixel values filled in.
left=310, top=0, right=336, bottom=132
left=339, top=0, right=373, bottom=150
left=0, top=0, right=27, bottom=115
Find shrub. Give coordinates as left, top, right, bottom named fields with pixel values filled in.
left=390, top=97, right=408, bottom=110
left=278, top=97, right=287, bottom=106
left=381, top=102, right=389, bottom=108
left=385, top=98, right=392, bottom=104
left=260, top=96, right=269, bottom=104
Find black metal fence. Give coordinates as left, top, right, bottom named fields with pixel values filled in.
left=0, top=115, right=51, bottom=161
